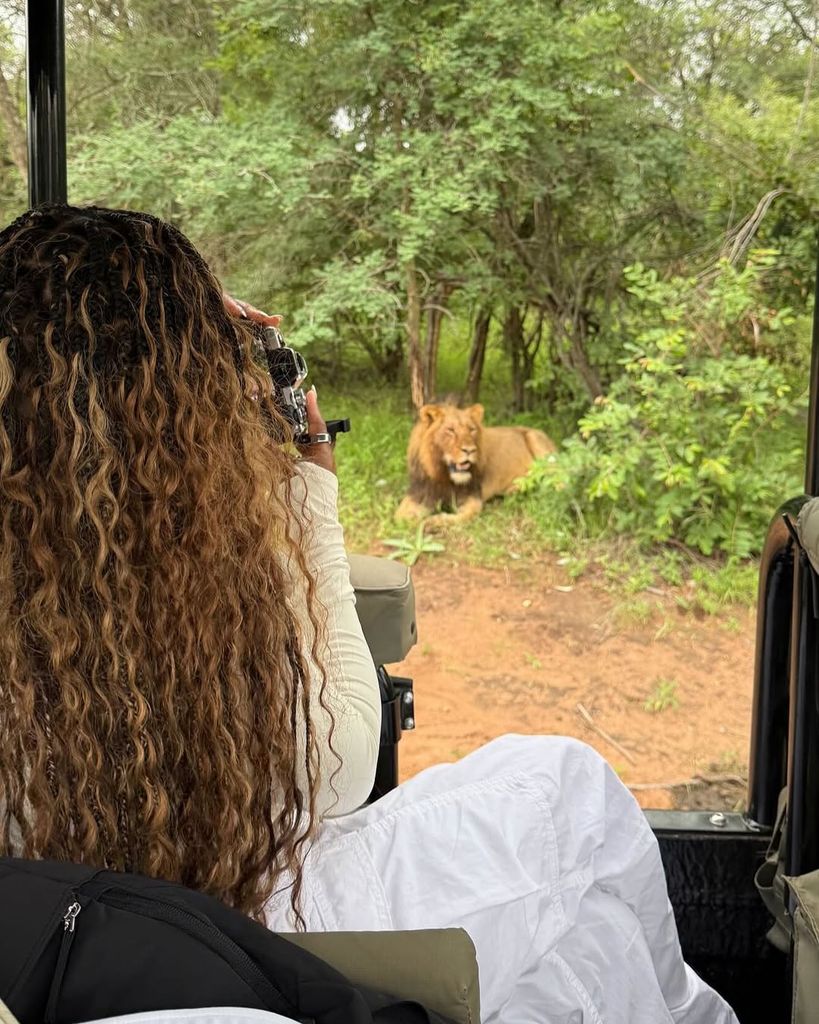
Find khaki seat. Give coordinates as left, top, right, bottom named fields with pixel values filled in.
left=349, top=554, right=417, bottom=665
left=783, top=869, right=819, bottom=1024
left=283, top=930, right=480, bottom=1024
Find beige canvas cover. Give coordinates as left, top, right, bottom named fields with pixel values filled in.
left=349, top=554, right=417, bottom=666
left=785, top=869, right=819, bottom=1024
left=282, top=929, right=480, bottom=1024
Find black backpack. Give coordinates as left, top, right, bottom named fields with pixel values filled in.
left=0, top=858, right=454, bottom=1024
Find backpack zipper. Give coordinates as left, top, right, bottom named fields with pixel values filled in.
left=93, top=888, right=303, bottom=1021
left=43, top=898, right=82, bottom=1024
left=5, top=891, right=74, bottom=1007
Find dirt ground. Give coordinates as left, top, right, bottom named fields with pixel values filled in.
left=390, top=557, right=755, bottom=811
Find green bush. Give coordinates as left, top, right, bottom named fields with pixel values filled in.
left=520, top=259, right=805, bottom=557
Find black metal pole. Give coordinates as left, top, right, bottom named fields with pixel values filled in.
left=805, top=245, right=819, bottom=495
left=747, top=503, right=804, bottom=828
left=26, top=0, right=67, bottom=207
left=785, top=547, right=819, bottom=877
left=785, top=246, right=819, bottom=878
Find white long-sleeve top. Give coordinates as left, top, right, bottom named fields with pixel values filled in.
left=289, top=462, right=382, bottom=818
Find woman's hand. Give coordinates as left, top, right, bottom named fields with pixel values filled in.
left=223, top=292, right=282, bottom=328
left=223, top=295, right=334, bottom=473
left=300, top=388, right=336, bottom=476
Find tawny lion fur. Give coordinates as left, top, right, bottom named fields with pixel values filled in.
left=396, top=402, right=556, bottom=527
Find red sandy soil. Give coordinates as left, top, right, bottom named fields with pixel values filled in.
left=391, top=559, right=754, bottom=811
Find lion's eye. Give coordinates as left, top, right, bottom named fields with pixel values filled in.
left=444, top=427, right=455, bottom=436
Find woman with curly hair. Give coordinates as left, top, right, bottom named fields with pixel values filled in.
left=0, top=205, right=736, bottom=1024
left=0, top=203, right=380, bottom=919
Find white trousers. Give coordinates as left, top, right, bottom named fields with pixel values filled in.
left=264, top=735, right=739, bottom=1024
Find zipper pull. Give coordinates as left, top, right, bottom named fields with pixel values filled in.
left=45, top=898, right=83, bottom=1024
left=46, top=901, right=83, bottom=1019
left=63, top=901, right=81, bottom=932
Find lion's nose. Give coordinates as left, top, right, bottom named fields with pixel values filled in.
left=461, top=446, right=477, bottom=457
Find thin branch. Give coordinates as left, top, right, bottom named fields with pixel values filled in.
left=576, top=702, right=638, bottom=765
left=696, top=188, right=789, bottom=280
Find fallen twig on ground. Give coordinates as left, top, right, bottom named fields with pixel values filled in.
left=576, top=702, right=638, bottom=766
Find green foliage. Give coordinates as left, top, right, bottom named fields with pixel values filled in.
left=616, top=596, right=656, bottom=626
left=1, top=0, right=816, bottom=571
left=382, top=524, right=446, bottom=567
left=644, top=679, right=680, bottom=713
left=520, top=260, right=805, bottom=557
left=678, top=560, right=759, bottom=615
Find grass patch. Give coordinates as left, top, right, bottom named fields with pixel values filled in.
left=644, top=679, right=681, bottom=713
left=693, top=561, right=758, bottom=610
left=615, top=596, right=656, bottom=627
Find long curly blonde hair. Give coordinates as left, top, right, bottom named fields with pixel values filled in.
left=0, top=205, right=329, bottom=919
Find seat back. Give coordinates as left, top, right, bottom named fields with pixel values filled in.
left=282, top=931, right=480, bottom=1024
left=350, top=554, right=417, bottom=665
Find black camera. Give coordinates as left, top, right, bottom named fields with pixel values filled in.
left=250, top=324, right=350, bottom=445
left=253, top=324, right=309, bottom=438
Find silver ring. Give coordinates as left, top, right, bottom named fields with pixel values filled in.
left=302, top=432, right=332, bottom=445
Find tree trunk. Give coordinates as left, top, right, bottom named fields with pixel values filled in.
left=464, top=309, right=491, bottom=403
left=380, top=333, right=404, bottom=384
left=504, top=307, right=526, bottom=413
left=422, top=285, right=451, bottom=402
left=521, top=349, right=537, bottom=412
left=566, top=322, right=602, bottom=400
left=356, top=327, right=404, bottom=382
left=0, top=63, right=27, bottom=181
left=547, top=312, right=603, bottom=403
left=422, top=307, right=440, bottom=403
left=405, top=261, right=425, bottom=411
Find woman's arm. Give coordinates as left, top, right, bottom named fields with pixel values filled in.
left=293, top=461, right=382, bottom=818
left=222, top=297, right=380, bottom=816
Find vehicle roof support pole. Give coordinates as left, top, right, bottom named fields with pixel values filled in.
left=804, top=246, right=819, bottom=496
left=786, top=247, right=819, bottom=878
left=26, top=0, right=67, bottom=207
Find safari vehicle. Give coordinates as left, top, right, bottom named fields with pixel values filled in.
left=15, top=1, right=819, bottom=1021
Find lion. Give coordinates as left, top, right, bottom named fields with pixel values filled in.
left=395, top=403, right=556, bottom=527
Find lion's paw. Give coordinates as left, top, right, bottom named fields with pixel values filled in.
left=423, top=513, right=460, bottom=531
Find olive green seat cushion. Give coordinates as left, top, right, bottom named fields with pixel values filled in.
left=282, top=929, right=480, bottom=1024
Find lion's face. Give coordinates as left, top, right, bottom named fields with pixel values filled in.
left=420, top=403, right=485, bottom=486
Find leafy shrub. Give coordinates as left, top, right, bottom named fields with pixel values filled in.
left=520, top=259, right=804, bottom=557
left=382, top=524, right=446, bottom=566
